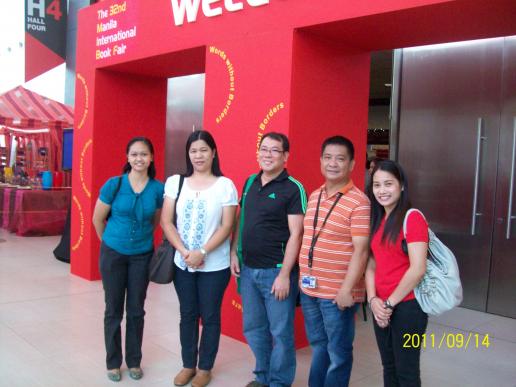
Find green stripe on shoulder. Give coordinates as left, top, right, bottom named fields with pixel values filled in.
left=288, top=176, right=307, bottom=213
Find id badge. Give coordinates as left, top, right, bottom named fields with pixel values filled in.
left=301, top=275, right=317, bottom=289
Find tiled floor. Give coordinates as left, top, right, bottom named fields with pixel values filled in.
left=1, top=229, right=515, bottom=387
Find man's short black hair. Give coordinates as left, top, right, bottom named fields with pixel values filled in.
left=321, top=135, right=354, bottom=160
left=260, top=132, right=290, bottom=152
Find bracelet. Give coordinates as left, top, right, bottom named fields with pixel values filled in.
left=200, top=247, right=208, bottom=258
left=368, top=296, right=378, bottom=309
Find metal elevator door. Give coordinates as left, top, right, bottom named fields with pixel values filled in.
left=488, top=37, right=516, bottom=317
left=397, top=37, right=516, bottom=318
left=165, top=74, right=205, bottom=177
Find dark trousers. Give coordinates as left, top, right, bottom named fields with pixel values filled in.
left=173, top=266, right=231, bottom=371
left=373, top=299, right=428, bottom=387
left=99, top=242, right=151, bottom=369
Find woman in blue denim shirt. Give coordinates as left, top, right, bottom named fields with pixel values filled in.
left=92, top=136, right=164, bottom=382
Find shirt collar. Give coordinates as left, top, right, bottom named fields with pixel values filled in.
left=320, top=179, right=355, bottom=198
left=257, top=168, right=289, bottom=183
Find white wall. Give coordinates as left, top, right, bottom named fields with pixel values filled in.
left=0, top=2, right=66, bottom=103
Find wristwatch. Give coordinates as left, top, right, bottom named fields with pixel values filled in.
left=200, top=247, right=208, bottom=258
left=384, top=299, right=395, bottom=310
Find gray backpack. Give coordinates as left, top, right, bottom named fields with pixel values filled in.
left=403, top=209, right=463, bottom=315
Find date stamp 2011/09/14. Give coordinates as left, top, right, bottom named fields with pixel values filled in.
left=403, top=333, right=490, bottom=349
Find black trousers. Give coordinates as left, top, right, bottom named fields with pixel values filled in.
left=173, top=266, right=231, bottom=371
left=99, top=242, right=152, bottom=369
left=373, top=299, right=428, bottom=387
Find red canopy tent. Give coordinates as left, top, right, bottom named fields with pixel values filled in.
left=0, top=86, right=74, bottom=173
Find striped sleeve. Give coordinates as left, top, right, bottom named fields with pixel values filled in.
left=350, top=191, right=371, bottom=237
left=287, top=176, right=307, bottom=214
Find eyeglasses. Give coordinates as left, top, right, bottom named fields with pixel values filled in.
left=258, top=147, right=284, bottom=157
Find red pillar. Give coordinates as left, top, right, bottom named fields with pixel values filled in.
left=289, top=31, right=371, bottom=195
left=70, top=70, right=167, bottom=280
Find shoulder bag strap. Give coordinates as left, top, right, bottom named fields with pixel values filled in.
left=236, top=173, right=257, bottom=261
left=173, top=175, right=185, bottom=227
left=106, top=176, right=123, bottom=220
left=403, top=208, right=427, bottom=238
left=235, top=173, right=257, bottom=293
left=113, top=175, right=123, bottom=199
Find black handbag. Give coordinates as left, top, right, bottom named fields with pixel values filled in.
left=148, top=239, right=176, bottom=284
left=149, top=175, right=184, bottom=284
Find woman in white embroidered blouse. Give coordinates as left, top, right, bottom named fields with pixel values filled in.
left=161, top=130, right=237, bottom=387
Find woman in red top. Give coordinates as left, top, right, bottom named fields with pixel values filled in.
left=365, top=160, right=429, bottom=387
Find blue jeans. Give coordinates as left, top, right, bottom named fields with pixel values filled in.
left=300, top=292, right=359, bottom=387
left=174, top=267, right=231, bottom=370
left=241, top=265, right=299, bottom=387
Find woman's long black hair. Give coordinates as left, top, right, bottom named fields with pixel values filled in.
left=185, top=130, right=223, bottom=177
left=368, top=160, right=411, bottom=244
left=122, top=136, right=156, bottom=179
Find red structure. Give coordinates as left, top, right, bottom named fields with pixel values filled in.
left=72, top=0, right=516, bottom=341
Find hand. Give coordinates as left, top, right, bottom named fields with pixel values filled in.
left=370, top=298, right=392, bottom=324
left=375, top=316, right=390, bottom=328
left=333, top=288, right=354, bottom=310
left=184, top=249, right=205, bottom=269
left=230, top=251, right=240, bottom=277
left=180, top=249, right=190, bottom=259
left=271, top=274, right=290, bottom=301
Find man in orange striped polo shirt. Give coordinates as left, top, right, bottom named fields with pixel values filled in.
left=299, top=136, right=370, bottom=387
